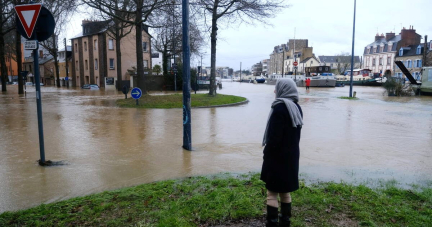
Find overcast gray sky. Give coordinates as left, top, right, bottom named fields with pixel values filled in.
left=66, top=0, right=432, bottom=71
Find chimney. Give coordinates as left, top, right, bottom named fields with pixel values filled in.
left=401, top=26, right=421, bottom=47
left=386, top=32, right=395, bottom=40
left=375, top=33, right=385, bottom=41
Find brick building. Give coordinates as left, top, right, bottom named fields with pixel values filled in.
left=363, top=26, right=421, bottom=76
left=71, top=20, right=152, bottom=88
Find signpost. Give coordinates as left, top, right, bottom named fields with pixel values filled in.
left=293, top=61, right=298, bottom=67
left=15, top=3, right=55, bottom=166
left=131, top=87, right=142, bottom=106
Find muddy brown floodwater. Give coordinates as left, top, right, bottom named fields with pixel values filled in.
left=0, top=83, right=431, bottom=213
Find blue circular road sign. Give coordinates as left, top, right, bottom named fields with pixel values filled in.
left=131, top=87, right=142, bottom=99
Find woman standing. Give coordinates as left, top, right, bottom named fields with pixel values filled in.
left=261, top=78, right=303, bottom=227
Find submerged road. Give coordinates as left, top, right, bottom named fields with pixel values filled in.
left=0, top=83, right=431, bottom=212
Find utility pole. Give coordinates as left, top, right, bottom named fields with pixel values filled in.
left=172, top=0, right=177, bottom=92
left=64, top=38, right=69, bottom=88
left=423, top=35, right=428, bottom=67
left=294, top=28, right=297, bottom=81
left=349, top=0, right=357, bottom=97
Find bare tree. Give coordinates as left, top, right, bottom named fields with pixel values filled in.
left=151, top=0, right=204, bottom=82
left=336, top=52, right=359, bottom=75
left=194, top=0, right=286, bottom=95
left=83, top=0, right=168, bottom=94
left=0, top=0, right=15, bottom=92
left=37, top=0, right=79, bottom=88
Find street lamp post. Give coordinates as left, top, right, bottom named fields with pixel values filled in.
left=349, top=0, right=357, bottom=97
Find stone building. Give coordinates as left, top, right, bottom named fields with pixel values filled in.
left=318, top=56, right=361, bottom=74
left=71, top=20, right=152, bottom=88
left=363, top=26, right=421, bottom=76
left=394, top=40, right=432, bottom=80
left=268, top=39, right=313, bottom=75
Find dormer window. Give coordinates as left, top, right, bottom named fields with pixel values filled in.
left=416, top=45, right=422, bottom=55
left=399, top=48, right=404, bottom=56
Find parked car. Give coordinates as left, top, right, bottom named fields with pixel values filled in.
left=40, top=83, right=44, bottom=86
left=81, top=84, right=90, bottom=89
left=12, top=82, right=18, bottom=85
left=25, top=82, right=33, bottom=86
left=89, top=84, right=99, bottom=90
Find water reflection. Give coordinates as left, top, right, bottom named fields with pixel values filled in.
left=0, top=84, right=431, bottom=213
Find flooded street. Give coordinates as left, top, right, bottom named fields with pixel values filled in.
left=1, top=83, right=431, bottom=213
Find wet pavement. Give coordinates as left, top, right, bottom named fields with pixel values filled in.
left=0, top=83, right=431, bottom=213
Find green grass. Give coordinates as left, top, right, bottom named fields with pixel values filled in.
left=116, top=94, right=247, bottom=109
left=338, top=96, right=359, bottom=100
left=1, top=173, right=431, bottom=226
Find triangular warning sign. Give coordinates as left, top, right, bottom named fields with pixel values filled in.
left=15, top=4, right=42, bottom=39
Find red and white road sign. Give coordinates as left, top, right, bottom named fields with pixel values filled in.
left=15, top=4, right=42, bottom=39
left=293, top=61, right=298, bottom=66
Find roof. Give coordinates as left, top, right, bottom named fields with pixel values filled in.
left=318, top=56, right=360, bottom=63
left=366, top=34, right=401, bottom=47
left=397, top=44, right=425, bottom=57
left=24, top=55, right=54, bottom=64
left=300, top=56, right=320, bottom=64
left=364, top=34, right=401, bottom=54
left=71, top=20, right=151, bottom=39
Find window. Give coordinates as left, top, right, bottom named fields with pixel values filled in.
left=144, top=60, right=148, bottom=68
left=85, top=60, right=88, bottom=70
left=109, top=39, right=114, bottom=50
left=95, top=59, right=98, bottom=70
left=311, top=60, right=313, bottom=64
left=84, top=41, right=87, bottom=51
left=416, top=46, right=421, bottom=55
left=94, top=40, right=97, bottom=50
left=143, top=42, right=147, bottom=52
left=399, top=48, right=404, bottom=56
left=372, top=58, right=376, bottom=66
left=387, top=57, right=391, bottom=65
left=76, top=61, right=78, bottom=71
left=109, top=58, right=115, bottom=69
left=379, top=58, right=383, bottom=65
left=407, top=60, right=412, bottom=68
left=416, top=59, right=422, bottom=68
left=75, top=43, right=77, bottom=53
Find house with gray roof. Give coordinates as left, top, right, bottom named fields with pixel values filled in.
left=363, top=26, right=421, bottom=76
left=318, top=55, right=360, bottom=74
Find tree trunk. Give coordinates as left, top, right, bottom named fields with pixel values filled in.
left=135, top=2, right=146, bottom=94
left=53, top=36, right=60, bottom=87
left=162, top=43, right=168, bottom=77
left=16, top=29, right=23, bottom=94
left=0, top=29, right=7, bottom=92
left=115, top=24, right=122, bottom=91
left=209, top=1, right=219, bottom=96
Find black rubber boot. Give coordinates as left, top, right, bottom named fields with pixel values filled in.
left=279, top=202, right=291, bottom=227
left=266, top=205, right=279, bottom=227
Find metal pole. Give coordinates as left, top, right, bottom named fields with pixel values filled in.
left=33, top=41, right=46, bottom=164
left=349, top=0, right=357, bottom=97
left=240, top=62, right=242, bottom=82
left=182, top=0, right=192, bottom=150
left=64, top=38, right=69, bottom=88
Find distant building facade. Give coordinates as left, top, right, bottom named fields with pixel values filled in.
left=71, top=20, right=152, bottom=87
left=394, top=40, right=432, bottom=80
left=318, top=55, right=361, bottom=74
left=268, top=39, right=313, bottom=75
left=363, top=26, right=421, bottom=76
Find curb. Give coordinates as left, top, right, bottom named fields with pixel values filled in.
left=193, top=99, right=249, bottom=108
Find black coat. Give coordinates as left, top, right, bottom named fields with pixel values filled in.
left=260, top=102, right=302, bottom=193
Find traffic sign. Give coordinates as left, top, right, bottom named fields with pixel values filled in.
left=15, top=4, right=42, bottom=39
left=24, top=40, right=37, bottom=50
left=293, top=61, right=298, bottom=66
left=15, top=5, right=55, bottom=42
left=131, top=87, right=142, bottom=99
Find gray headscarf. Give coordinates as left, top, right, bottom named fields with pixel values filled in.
left=262, top=78, right=303, bottom=146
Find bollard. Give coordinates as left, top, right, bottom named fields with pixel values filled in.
left=353, top=91, right=357, bottom=98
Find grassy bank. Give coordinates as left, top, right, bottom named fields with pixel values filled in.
left=1, top=173, right=431, bottom=226
left=116, top=94, right=247, bottom=109
left=338, top=96, right=359, bottom=100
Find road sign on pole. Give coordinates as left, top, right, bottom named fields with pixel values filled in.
left=15, top=4, right=42, bottom=39
left=15, top=3, right=55, bottom=166
left=131, top=87, right=142, bottom=106
left=293, top=61, right=298, bottom=67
